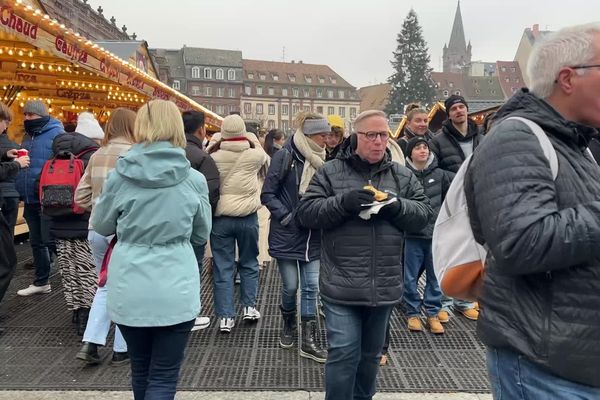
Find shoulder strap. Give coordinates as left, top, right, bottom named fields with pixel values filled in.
left=505, top=117, right=558, bottom=180
left=75, top=147, right=97, bottom=159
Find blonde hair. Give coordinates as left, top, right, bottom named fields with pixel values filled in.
left=354, top=110, right=386, bottom=131
left=293, top=111, right=324, bottom=129
left=134, top=100, right=186, bottom=148
left=103, top=108, right=136, bottom=146
left=0, top=101, right=12, bottom=122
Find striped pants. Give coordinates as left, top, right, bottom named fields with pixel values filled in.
left=56, top=238, right=97, bottom=311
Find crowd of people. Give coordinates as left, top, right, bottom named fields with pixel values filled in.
left=1, top=21, right=600, bottom=400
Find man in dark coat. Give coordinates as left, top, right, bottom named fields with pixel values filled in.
left=0, top=126, right=20, bottom=237
left=297, top=110, right=432, bottom=400
left=465, top=23, right=600, bottom=397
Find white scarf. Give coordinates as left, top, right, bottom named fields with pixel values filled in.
left=293, top=129, right=326, bottom=194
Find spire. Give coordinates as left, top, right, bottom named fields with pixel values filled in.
left=448, top=1, right=467, bottom=54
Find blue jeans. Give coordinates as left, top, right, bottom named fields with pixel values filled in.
left=323, top=301, right=394, bottom=400
left=23, top=203, right=55, bottom=286
left=278, top=258, right=319, bottom=319
left=441, top=295, right=475, bottom=312
left=83, top=230, right=127, bottom=352
left=403, top=238, right=442, bottom=316
left=118, top=319, right=194, bottom=400
left=211, top=214, right=259, bottom=318
left=487, top=347, right=600, bottom=399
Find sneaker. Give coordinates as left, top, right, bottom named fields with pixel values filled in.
left=17, top=284, right=51, bottom=296
left=438, top=310, right=450, bottom=323
left=379, top=354, right=388, bottom=366
left=407, top=316, right=423, bottom=332
left=191, top=316, right=211, bottom=331
left=110, top=351, right=129, bottom=366
left=460, top=308, right=479, bottom=321
left=219, top=317, right=235, bottom=333
left=242, top=306, right=261, bottom=321
left=76, top=342, right=100, bottom=365
left=427, top=316, right=445, bottom=334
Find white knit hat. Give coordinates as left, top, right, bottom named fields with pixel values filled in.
left=220, top=114, right=247, bottom=139
left=76, top=112, right=104, bottom=140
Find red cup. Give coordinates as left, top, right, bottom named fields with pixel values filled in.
left=16, top=149, right=28, bottom=157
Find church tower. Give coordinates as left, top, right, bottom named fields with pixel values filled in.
left=443, top=1, right=471, bottom=73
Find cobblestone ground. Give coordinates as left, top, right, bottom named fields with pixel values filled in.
left=0, top=242, right=489, bottom=393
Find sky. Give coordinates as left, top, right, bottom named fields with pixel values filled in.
left=88, top=0, right=600, bottom=88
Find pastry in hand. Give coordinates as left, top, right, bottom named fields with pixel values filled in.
left=363, top=185, right=389, bottom=202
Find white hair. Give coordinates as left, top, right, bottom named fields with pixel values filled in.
left=354, top=110, right=386, bottom=131
left=528, top=23, right=600, bottom=98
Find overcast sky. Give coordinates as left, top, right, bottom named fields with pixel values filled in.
left=89, top=0, right=600, bottom=88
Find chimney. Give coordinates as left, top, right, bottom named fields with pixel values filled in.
left=291, top=60, right=295, bottom=64
left=299, top=60, right=303, bottom=64
left=532, top=24, right=540, bottom=37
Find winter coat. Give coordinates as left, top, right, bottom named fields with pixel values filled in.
left=296, top=140, right=432, bottom=306
left=405, top=154, right=454, bottom=239
left=397, top=127, right=433, bottom=156
left=185, top=134, right=220, bottom=213
left=429, top=119, right=482, bottom=173
left=261, top=140, right=320, bottom=261
left=211, top=139, right=269, bottom=217
left=0, top=134, right=19, bottom=198
left=48, top=133, right=99, bottom=239
left=465, top=89, right=600, bottom=387
left=0, top=152, right=20, bottom=301
left=92, top=141, right=212, bottom=327
left=16, top=117, right=64, bottom=203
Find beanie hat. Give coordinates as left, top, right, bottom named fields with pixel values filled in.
left=405, top=136, right=429, bottom=160
left=221, top=114, right=247, bottom=139
left=444, top=95, right=468, bottom=115
left=303, top=118, right=330, bottom=136
left=327, top=114, right=344, bottom=129
left=23, top=100, right=49, bottom=117
left=76, top=112, right=104, bottom=140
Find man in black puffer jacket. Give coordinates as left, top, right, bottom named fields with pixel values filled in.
left=297, top=110, right=432, bottom=400
left=465, top=23, right=600, bottom=398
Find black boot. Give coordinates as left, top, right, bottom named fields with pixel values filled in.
left=300, top=320, right=327, bottom=363
left=280, top=308, right=296, bottom=349
left=76, top=342, right=100, bottom=365
left=76, top=308, right=90, bottom=336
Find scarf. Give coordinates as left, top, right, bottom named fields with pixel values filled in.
left=293, top=129, right=326, bottom=194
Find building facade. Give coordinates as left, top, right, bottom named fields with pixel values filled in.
left=241, top=60, right=359, bottom=133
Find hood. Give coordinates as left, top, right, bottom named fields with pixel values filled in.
left=116, top=141, right=190, bottom=188
left=52, top=132, right=99, bottom=155
left=495, top=88, right=597, bottom=148
left=406, top=152, right=437, bottom=173
left=39, top=117, right=64, bottom=136
left=441, top=118, right=479, bottom=142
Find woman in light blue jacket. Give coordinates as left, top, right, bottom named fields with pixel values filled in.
left=92, top=100, right=211, bottom=400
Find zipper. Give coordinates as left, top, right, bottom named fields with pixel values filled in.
left=305, top=229, right=311, bottom=262
left=25, top=135, right=34, bottom=203
left=371, top=223, right=376, bottom=306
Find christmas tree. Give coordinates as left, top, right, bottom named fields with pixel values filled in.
left=386, top=9, right=436, bottom=115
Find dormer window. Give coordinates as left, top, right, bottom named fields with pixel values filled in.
left=305, top=75, right=312, bottom=83
left=248, top=72, right=254, bottom=79
left=288, top=74, right=296, bottom=82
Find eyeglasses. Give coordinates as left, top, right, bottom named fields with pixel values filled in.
left=356, top=131, right=389, bottom=141
left=571, top=64, right=600, bottom=70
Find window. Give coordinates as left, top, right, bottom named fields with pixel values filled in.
left=191, top=67, right=200, bottom=79
left=268, top=120, right=275, bottom=129
left=318, top=76, right=325, bottom=84
left=303, top=105, right=311, bottom=112
left=217, top=105, right=225, bottom=115
left=268, top=87, right=275, bottom=95
left=350, top=107, right=357, bottom=119
left=305, top=75, right=312, bottom=83
left=516, top=78, right=520, bottom=83
left=216, top=69, right=224, bottom=80
left=491, top=90, right=497, bottom=95
left=303, top=88, right=310, bottom=97
left=338, top=90, right=345, bottom=99
left=293, top=88, right=299, bottom=97
left=172, top=80, right=180, bottom=90
left=316, top=106, right=323, bottom=113
left=191, top=86, right=200, bottom=96
left=449, top=82, right=454, bottom=88
left=272, top=73, right=279, bottom=81
left=204, top=86, right=212, bottom=96
left=204, top=68, right=212, bottom=79
left=244, top=85, right=251, bottom=95
left=288, top=74, right=296, bottom=82
left=327, top=90, right=334, bottom=99
left=501, top=66, right=506, bottom=72
left=244, top=103, right=252, bottom=114
left=229, top=105, right=237, bottom=114
left=228, top=88, right=235, bottom=98
left=443, top=90, right=449, bottom=97
left=328, top=106, right=335, bottom=115
left=282, top=88, right=288, bottom=97
left=338, top=107, right=345, bottom=118
left=256, top=86, right=263, bottom=95
left=511, top=67, right=516, bottom=72
left=329, top=77, right=337, bottom=84
left=268, top=104, right=275, bottom=115
left=256, top=104, right=264, bottom=114
left=505, top=77, right=510, bottom=83
left=281, top=104, right=289, bottom=115
left=228, top=69, right=236, bottom=80
left=475, top=89, right=481, bottom=94
left=248, top=72, right=254, bottom=79
left=217, top=87, right=224, bottom=97
left=316, top=88, right=323, bottom=98
left=292, top=104, right=300, bottom=115
left=454, top=90, right=461, bottom=95
left=259, top=73, right=266, bottom=80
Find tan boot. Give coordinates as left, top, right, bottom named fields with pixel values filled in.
left=460, top=308, right=479, bottom=321
left=407, top=316, right=423, bottom=332
left=473, top=301, right=480, bottom=311
left=427, top=316, right=445, bottom=334
left=438, top=310, right=450, bottom=323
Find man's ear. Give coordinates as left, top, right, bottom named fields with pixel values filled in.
left=556, top=68, right=576, bottom=95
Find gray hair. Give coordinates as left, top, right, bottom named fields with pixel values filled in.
left=354, top=110, right=387, bottom=131
left=528, top=23, right=600, bottom=98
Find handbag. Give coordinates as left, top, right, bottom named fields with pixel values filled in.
left=98, top=236, right=117, bottom=287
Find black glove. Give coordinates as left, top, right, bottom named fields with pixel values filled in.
left=342, top=189, right=375, bottom=214
left=378, top=199, right=403, bottom=219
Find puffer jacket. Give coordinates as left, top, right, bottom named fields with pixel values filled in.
left=0, top=134, right=19, bottom=198
left=429, top=119, right=482, bottom=173
left=185, top=134, right=220, bottom=213
left=48, top=133, right=98, bottom=239
left=211, top=138, right=268, bottom=217
left=261, top=140, right=320, bottom=262
left=16, top=117, right=64, bottom=203
left=296, top=139, right=432, bottom=306
left=405, top=154, right=454, bottom=239
left=465, top=88, right=600, bottom=387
